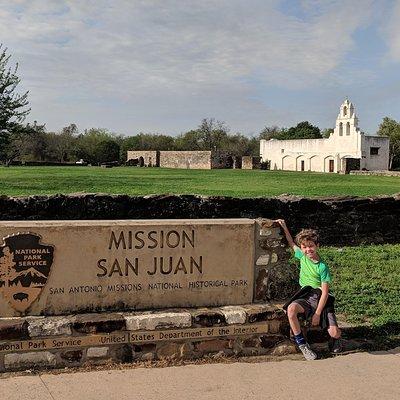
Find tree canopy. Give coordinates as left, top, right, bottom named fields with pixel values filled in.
left=259, top=121, right=322, bottom=141
left=377, top=117, right=400, bottom=169
left=0, top=45, right=30, bottom=129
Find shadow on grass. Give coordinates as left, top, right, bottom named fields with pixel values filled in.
left=342, top=322, right=400, bottom=350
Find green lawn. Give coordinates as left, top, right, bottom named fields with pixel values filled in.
left=320, top=245, right=400, bottom=328
left=0, top=166, right=399, bottom=197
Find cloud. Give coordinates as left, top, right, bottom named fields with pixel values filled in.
left=0, top=0, right=375, bottom=133
left=383, top=0, right=400, bottom=62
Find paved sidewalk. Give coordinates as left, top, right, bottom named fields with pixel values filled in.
left=1, top=349, right=400, bottom=400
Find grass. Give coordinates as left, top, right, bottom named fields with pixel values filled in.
left=0, top=166, right=399, bottom=197
left=320, top=245, right=400, bottom=328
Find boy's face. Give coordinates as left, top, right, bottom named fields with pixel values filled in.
left=300, top=240, right=319, bottom=259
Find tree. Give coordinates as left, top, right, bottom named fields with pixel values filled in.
left=321, top=128, right=334, bottom=138
left=377, top=117, right=400, bottom=170
left=45, top=124, right=78, bottom=162
left=74, top=128, right=116, bottom=164
left=95, top=140, right=120, bottom=163
left=175, top=130, right=203, bottom=150
left=197, top=118, right=229, bottom=150
left=258, top=126, right=285, bottom=140
left=284, top=121, right=321, bottom=140
left=0, top=45, right=30, bottom=129
left=0, top=45, right=30, bottom=163
left=1, top=122, right=46, bottom=166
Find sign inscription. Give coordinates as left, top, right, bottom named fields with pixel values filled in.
left=0, top=323, right=268, bottom=354
left=0, top=220, right=254, bottom=316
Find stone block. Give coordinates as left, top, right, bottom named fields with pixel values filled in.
left=112, top=344, right=133, bottom=363
left=258, top=238, right=284, bottom=249
left=195, top=339, right=230, bottom=354
left=243, top=304, right=283, bottom=322
left=60, top=350, right=83, bottom=363
left=267, top=228, right=284, bottom=240
left=192, top=310, right=226, bottom=327
left=254, top=268, right=269, bottom=301
left=268, top=320, right=282, bottom=334
left=156, top=342, right=193, bottom=359
left=271, top=341, right=297, bottom=356
left=125, top=312, right=192, bottom=331
left=28, top=317, right=72, bottom=337
left=0, top=319, right=29, bottom=340
left=219, top=306, right=246, bottom=325
left=256, top=254, right=270, bottom=266
left=133, top=343, right=156, bottom=361
left=73, top=313, right=125, bottom=334
left=139, top=352, right=155, bottom=361
left=87, top=347, right=108, bottom=358
left=242, top=337, right=261, bottom=348
left=5, top=351, right=57, bottom=370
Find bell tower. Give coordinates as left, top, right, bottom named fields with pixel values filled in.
left=333, top=98, right=360, bottom=137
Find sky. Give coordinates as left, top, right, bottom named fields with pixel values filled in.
left=1, top=0, right=400, bottom=137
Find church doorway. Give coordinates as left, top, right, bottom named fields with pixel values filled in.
left=300, top=160, right=305, bottom=171
left=329, top=159, right=334, bottom=173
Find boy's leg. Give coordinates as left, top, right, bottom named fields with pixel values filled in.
left=327, top=312, right=341, bottom=339
left=287, top=302, right=305, bottom=335
left=287, top=302, right=317, bottom=360
left=327, top=312, right=343, bottom=353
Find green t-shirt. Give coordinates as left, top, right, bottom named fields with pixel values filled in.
left=294, top=248, right=332, bottom=288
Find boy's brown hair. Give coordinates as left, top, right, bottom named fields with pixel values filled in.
left=295, top=229, right=319, bottom=246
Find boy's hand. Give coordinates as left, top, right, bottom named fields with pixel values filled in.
left=312, top=313, right=320, bottom=326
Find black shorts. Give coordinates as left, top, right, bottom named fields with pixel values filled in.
left=292, top=292, right=338, bottom=327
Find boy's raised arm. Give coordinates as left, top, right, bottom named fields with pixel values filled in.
left=275, top=219, right=297, bottom=250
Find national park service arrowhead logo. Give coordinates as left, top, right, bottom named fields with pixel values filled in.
left=0, top=233, right=54, bottom=313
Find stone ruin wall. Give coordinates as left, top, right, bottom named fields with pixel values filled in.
left=242, top=156, right=261, bottom=170
left=1, top=194, right=399, bottom=246
left=126, top=151, right=159, bottom=167
left=159, top=151, right=212, bottom=169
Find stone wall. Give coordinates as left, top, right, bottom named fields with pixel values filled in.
left=126, top=151, right=159, bottom=167
left=1, top=194, right=399, bottom=246
left=210, top=151, right=238, bottom=169
left=242, top=156, right=261, bottom=170
left=350, top=170, right=400, bottom=177
left=160, top=151, right=212, bottom=169
left=0, top=305, right=295, bottom=372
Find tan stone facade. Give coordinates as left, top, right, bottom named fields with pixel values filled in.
left=160, top=151, right=212, bottom=169
left=127, top=150, right=242, bottom=169
left=0, top=219, right=258, bottom=317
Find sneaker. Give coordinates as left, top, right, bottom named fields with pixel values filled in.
left=298, top=343, right=317, bottom=360
left=330, top=338, right=343, bottom=354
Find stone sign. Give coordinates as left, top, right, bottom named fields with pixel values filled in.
left=0, top=219, right=255, bottom=317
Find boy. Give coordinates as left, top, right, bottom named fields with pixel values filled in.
left=276, top=219, right=342, bottom=360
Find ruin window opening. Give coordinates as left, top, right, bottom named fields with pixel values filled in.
left=370, top=147, right=379, bottom=156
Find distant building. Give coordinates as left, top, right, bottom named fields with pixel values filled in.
left=260, top=99, right=390, bottom=173
left=126, top=150, right=241, bottom=169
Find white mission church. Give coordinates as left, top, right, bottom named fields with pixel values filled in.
left=260, top=99, right=389, bottom=173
